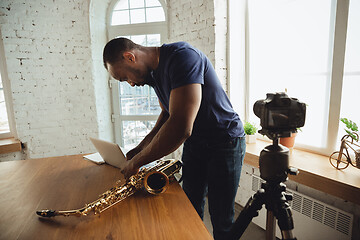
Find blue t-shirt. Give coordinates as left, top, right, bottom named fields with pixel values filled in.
left=147, top=42, right=245, bottom=139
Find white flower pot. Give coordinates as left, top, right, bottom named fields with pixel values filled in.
left=246, top=135, right=256, bottom=144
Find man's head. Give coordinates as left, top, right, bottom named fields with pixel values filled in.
left=103, top=38, right=153, bottom=87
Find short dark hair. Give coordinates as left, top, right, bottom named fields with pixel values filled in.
left=103, top=38, right=139, bottom=69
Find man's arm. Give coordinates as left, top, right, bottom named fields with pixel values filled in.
left=121, top=83, right=201, bottom=178
left=126, top=102, right=169, bottom=160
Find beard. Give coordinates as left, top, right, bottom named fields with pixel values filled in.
left=127, top=65, right=152, bottom=86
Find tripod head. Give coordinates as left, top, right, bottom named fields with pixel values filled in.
left=259, top=129, right=298, bottom=183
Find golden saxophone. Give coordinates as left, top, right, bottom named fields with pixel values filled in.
left=36, top=159, right=182, bottom=217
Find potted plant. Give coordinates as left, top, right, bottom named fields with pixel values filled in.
left=279, top=127, right=302, bottom=152
left=340, top=118, right=359, bottom=141
left=279, top=131, right=297, bottom=150
left=340, top=118, right=360, bottom=168
left=244, top=121, right=257, bottom=144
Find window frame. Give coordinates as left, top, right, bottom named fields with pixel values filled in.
left=229, top=0, right=351, bottom=156
left=0, top=29, right=17, bottom=140
left=106, top=0, right=167, bottom=147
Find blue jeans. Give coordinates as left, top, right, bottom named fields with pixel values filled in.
left=182, top=135, right=246, bottom=240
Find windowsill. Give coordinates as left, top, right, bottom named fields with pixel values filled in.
left=245, top=140, right=360, bottom=205
left=0, top=138, right=22, bottom=154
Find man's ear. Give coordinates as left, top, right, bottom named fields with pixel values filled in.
left=123, top=52, right=135, bottom=63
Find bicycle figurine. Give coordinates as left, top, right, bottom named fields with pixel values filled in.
left=329, top=133, right=360, bottom=170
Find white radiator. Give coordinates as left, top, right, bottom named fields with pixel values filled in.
left=248, top=175, right=353, bottom=240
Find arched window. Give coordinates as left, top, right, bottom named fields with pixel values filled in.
left=0, top=31, right=16, bottom=139
left=107, top=0, right=167, bottom=149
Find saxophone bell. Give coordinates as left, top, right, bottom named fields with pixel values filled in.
left=143, top=171, right=169, bottom=195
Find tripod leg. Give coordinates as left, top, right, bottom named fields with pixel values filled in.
left=276, top=202, right=296, bottom=240
left=226, top=189, right=265, bottom=240
left=262, top=182, right=297, bottom=240
left=266, top=211, right=276, bottom=240
left=268, top=184, right=296, bottom=240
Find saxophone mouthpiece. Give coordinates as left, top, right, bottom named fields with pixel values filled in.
left=36, top=209, right=57, bottom=217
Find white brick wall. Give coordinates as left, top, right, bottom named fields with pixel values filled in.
left=167, top=0, right=228, bottom=89
left=0, top=0, right=99, bottom=159
left=214, top=0, right=228, bottom=91
left=168, top=0, right=216, bottom=63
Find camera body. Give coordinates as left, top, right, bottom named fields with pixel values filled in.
left=253, top=92, right=306, bottom=136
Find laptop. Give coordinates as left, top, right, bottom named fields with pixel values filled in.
left=87, top=137, right=127, bottom=169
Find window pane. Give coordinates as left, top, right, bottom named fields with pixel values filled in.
left=146, top=7, right=165, bottom=22
left=111, top=0, right=165, bottom=25
left=248, top=0, right=333, bottom=148
left=119, top=84, right=161, bottom=116
left=146, top=34, right=161, bottom=46
left=117, top=34, right=161, bottom=47
left=129, top=0, right=145, bottom=9
left=112, top=10, right=130, bottom=25
left=146, top=0, right=161, bottom=7
left=130, top=8, right=146, bottom=24
left=0, top=75, right=10, bottom=134
left=130, top=35, right=147, bottom=45
left=123, top=120, right=156, bottom=149
left=339, top=0, right=360, bottom=137
left=114, top=0, right=129, bottom=10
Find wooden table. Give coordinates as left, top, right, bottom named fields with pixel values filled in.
left=0, top=155, right=213, bottom=240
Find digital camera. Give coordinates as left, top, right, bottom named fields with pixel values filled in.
left=253, top=92, right=306, bottom=133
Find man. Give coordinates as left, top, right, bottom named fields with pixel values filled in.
left=103, top=38, right=246, bottom=240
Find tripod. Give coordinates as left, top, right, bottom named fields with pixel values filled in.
left=227, top=133, right=298, bottom=240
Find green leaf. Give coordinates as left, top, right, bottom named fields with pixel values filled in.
left=244, top=122, right=257, bottom=135
left=341, top=118, right=358, bottom=132
left=341, top=118, right=359, bottom=141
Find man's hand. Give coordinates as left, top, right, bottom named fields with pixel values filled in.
left=122, top=147, right=142, bottom=179
left=121, top=158, right=139, bottom=179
